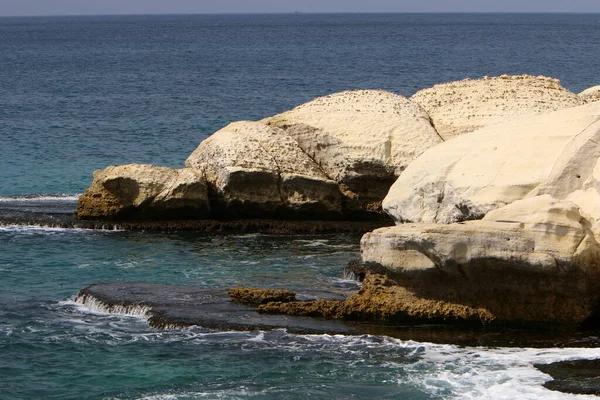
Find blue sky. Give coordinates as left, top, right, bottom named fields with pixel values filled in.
left=1, top=0, right=600, bottom=16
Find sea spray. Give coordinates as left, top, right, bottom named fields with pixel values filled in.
left=74, top=293, right=152, bottom=318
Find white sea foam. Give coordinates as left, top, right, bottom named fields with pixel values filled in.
left=0, top=224, right=122, bottom=233
left=287, top=334, right=600, bottom=399
left=294, top=238, right=356, bottom=249
left=406, top=341, right=600, bottom=399
left=68, top=296, right=151, bottom=319
left=59, top=297, right=600, bottom=400
left=0, top=194, right=81, bottom=202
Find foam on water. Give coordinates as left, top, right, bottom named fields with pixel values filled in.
left=0, top=194, right=80, bottom=202
left=70, top=295, right=152, bottom=319
left=46, top=300, right=600, bottom=399
left=403, top=340, right=600, bottom=399
left=0, top=223, right=122, bottom=233
left=294, top=239, right=356, bottom=249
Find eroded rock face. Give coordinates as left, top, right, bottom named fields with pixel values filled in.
left=411, top=75, right=584, bottom=140
left=361, top=196, right=600, bottom=326
left=580, top=85, right=600, bottom=103
left=185, top=121, right=343, bottom=219
left=383, top=102, right=600, bottom=224
left=75, top=164, right=210, bottom=220
left=263, top=90, right=442, bottom=214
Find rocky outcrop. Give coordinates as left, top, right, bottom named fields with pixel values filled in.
left=228, top=287, right=296, bottom=305
left=383, top=102, right=600, bottom=224
left=411, top=75, right=584, bottom=140
left=356, top=99, right=600, bottom=328
left=360, top=196, right=600, bottom=326
left=263, top=90, right=442, bottom=214
left=78, top=89, right=443, bottom=221
left=75, top=282, right=356, bottom=334
left=76, top=164, right=210, bottom=220
left=185, top=121, right=343, bottom=219
left=74, top=78, right=590, bottom=223
left=259, top=273, right=495, bottom=324
left=580, top=85, right=600, bottom=103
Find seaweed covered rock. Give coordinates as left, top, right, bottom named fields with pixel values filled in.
left=411, top=75, right=584, bottom=140
left=258, top=273, right=495, bottom=324
left=228, top=287, right=296, bottom=305
left=76, top=164, right=210, bottom=220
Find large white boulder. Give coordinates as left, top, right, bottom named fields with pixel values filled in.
left=76, top=164, right=210, bottom=220
left=361, top=196, right=600, bottom=326
left=263, top=90, right=442, bottom=212
left=411, top=75, right=584, bottom=140
left=383, top=102, right=600, bottom=224
left=185, top=121, right=342, bottom=218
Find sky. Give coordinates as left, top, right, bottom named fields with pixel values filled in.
left=1, top=0, right=600, bottom=17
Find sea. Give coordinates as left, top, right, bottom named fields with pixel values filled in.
left=2, top=13, right=600, bottom=400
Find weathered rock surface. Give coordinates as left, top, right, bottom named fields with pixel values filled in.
left=537, top=359, right=600, bottom=395
left=76, top=164, right=210, bottom=220
left=580, top=85, right=600, bottom=103
left=185, top=121, right=343, bottom=219
left=75, top=282, right=600, bottom=346
left=228, top=287, right=296, bottom=305
left=411, top=75, right=584, bottom=140
left=383, top=102, right=600, bottom=224
left=75, top=282, right=357, bottom=334
left=360, top=196, right=600, bottom=327
left=263, top=90, right=442, bottom=213
left=260, top=273, right=494, bottom=325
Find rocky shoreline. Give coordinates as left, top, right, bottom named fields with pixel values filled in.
left=73, top=74, right=600, bottom=328
left=70, top=74, right=600, bottom=395
left=0, top=214, right=392, bottom=234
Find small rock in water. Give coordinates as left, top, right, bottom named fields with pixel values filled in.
left=536, top=359, right=600, bottom=395
left=228, top=287, right=296, bottom=305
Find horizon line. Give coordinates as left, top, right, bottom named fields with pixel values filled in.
left=2, top=11, right=600, bottom=18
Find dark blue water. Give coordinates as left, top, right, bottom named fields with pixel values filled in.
left=2, top=14, right=600, bottom=399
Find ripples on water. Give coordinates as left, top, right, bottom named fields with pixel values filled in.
left=3, top=12, right=600, bottom=400
left=6, top=299, right=600, bottom=400
left=1, top=218, right=599, bottom=399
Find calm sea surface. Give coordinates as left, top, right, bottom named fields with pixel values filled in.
left=2, top=13, right=600, bottom=399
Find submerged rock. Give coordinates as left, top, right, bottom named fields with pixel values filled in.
left=75, top=282, right=357, bottom=334
left=411, top=74, right=584, bottom=140
left=536, top=359, right=600, bottom=395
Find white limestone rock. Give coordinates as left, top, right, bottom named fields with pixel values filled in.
left=580, top=85, right=600, bottom=103
left=76, top=164, right=210, bottom=219
left=411, top=75, right=584, bottom=140
left=185, top=121, right=342, bottom=218
left=383, top=102, right=600, bottom=224
left=263, top=90, right=442, bottom=212
left=361, top=196, right=600, bottom=325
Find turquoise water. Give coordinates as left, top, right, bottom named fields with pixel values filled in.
left=2, top=13, right=600, bottom=399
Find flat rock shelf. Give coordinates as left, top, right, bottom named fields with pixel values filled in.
left=75, top=282, right=360, bottom=334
